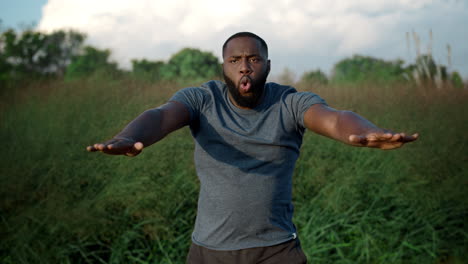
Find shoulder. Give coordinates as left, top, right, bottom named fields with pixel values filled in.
left=265, top=82, right=326, bottom=104
left=265, top=82, right=297, bottom=95
left=265, top=82, right=327, bottom=125
left=200, top=80, right=227, bottom=97
left=172, top=80, right=225, bottom=99
left=169, top=80, right=227, bottom=117
left=262, top=82, right=296, bottom=105
left=268, top=82, right=326, bottom=106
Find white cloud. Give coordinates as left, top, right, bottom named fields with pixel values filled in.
left=38, top=0, right=468, bottom=77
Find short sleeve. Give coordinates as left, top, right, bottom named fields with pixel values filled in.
left=169, top=87, right=210, bottom=122
left=285, top=91, right=327, bottom=129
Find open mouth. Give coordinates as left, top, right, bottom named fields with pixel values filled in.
left=239, top=76, right=252, bottom=93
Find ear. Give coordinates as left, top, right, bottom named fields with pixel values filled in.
left=266, top=59, right=271, bottom=75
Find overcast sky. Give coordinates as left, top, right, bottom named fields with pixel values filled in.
left=1, top=0, right=467, bottom=78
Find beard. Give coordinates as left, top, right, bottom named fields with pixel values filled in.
left=223, top=70, right=268, bottom=109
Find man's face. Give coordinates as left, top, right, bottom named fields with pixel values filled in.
left=222, top=37, right=270, bottom=109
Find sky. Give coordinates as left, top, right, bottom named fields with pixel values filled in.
left=1, top=0, right=467, bottom=79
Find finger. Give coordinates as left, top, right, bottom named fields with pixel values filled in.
left=86, top=145, right=98, bottom=152
left=94, top=138, right=121, bottom=151
left=381, top=132, right=418, bottom=149
left=401, top=133, right=419, bottom=142
left=375, top=132, right=393, bottom=141
left=107, top=140, right=135, bottom=151
left=135, top=142, right=144, bottom=150
left=94, top=143, right=105, bottom=151
left=125, top=142, right=144, bottom=157
left=389, top=133, right=401, bottom=142
left=85, top=140, right=111, bottom=154
left=389, top=132, right=417, bottom=143
left=349, top=134, right=369, bottom=145
left=380, top=142, right=403, bottom=150
left=366, top=134, right=378, bottom=142
left=349, top=134, right=362, bottom=143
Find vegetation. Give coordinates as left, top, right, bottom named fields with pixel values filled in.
left=0, top=29, right=85, bottom=86
left=131, top=59, right=165, bottom=82
left=299, top=69, right=328, bottom=87
left=65, top=46, right=120, bottom=81
left=159, top=48, right=222, bottom=82
left=0, top=76, right=466, bottom=263
left=0, top=28, right=222, bottom=86
left=0, top=26, right=466, bottom=263
left=330, top=55, right=408, bottom=84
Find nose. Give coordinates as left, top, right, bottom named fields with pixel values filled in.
left=239, top=59, right=252, bottom=75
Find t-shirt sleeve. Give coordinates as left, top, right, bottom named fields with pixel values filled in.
left=285, top=91, right=327, bottom=129
left=169, top=87, right=209, bottom=122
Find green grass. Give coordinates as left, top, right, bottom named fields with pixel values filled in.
left=1, top=77, right=467, bottom=263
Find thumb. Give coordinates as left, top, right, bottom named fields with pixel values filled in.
left=349, top=134, right=366, bottom=145
left=125, top=142, right=144, bottom=157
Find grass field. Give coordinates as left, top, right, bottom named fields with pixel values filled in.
left=0, top=77, right=467, bottom=263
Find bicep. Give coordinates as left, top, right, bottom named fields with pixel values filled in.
left=303, top=104, right=341, bottom=140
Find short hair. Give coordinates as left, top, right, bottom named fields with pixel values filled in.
left=222, top=32, right=268, bottom=58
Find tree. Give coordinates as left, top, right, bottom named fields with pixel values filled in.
left=450, top=71, right=464, bottom=89
left=41, top=30, right=85, bottom=76
left=65, top=46, right=119, bottom=80
left=0, top=28, right=85, bottom=80
left=331, top=55, right=406, bottom=84
left=160, top=48, right=221, bottom=81
left=131, top=59, right=165, bottom=81
left=300, top=69, right=328, bottom=87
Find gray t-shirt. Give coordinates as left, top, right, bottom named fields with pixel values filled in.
left=170, top=80, right=326, bottom=250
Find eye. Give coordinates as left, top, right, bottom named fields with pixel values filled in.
left=250, top=58, right=259, bottom=63
left=229, top=58, right=238, bottom=64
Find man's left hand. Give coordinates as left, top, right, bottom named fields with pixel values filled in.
left=348, top=132, right=419, bottom=150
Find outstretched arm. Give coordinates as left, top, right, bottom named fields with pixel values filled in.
left=86, top=101, right=190, bottom=156
left=304, top=104, right=418, bottom=150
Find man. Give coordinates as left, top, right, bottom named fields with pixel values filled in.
left=87, top=32, right=418, bottom=263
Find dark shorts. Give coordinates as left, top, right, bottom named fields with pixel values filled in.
left=186, top=239, right=307, bottom=264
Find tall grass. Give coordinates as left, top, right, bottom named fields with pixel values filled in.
left=1, top=77, right=467, bottom=263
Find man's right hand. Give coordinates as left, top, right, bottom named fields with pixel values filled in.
left=86, top=137, right=144, bottom=157
left=86, top=101, right=190, bottom=157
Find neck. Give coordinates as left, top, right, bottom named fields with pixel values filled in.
left=227, top=89, right=265, bottom=110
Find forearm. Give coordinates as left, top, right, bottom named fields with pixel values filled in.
left=114, top=101, right=189, bottom=146
left=304, top=104, right=417, bottom=149
left=334, top=111, right=386, bottom=144
left=114, top=108, right=167, bottom=146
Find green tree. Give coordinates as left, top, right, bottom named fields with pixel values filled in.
left=0, top=33, right=13, bottom=85
left=450, top=71, right=464, bottom=89
left=331, top=55, right=406, bottom=84
left=0, top=28, right=85, bottom=80
left=160, top=48, right=221, bottom=82
left=131, top=59, right=165, bottom=81
left=65, top=46, right=120, bottom=80
left=41, top=30, right=85, bottom=76
left=300, top=69, right=328, bottom=87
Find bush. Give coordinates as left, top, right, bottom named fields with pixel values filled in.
left=65, top=46, right=121, bottom=80
left=300, top=69, right=328, bottom=87
left=131, top=59, right=165, bottom=82
left=331, top=55, right=406, bottom=85
left=450, top=71, right=464, bottom=89
left=0, top=28, right=85, bottom=81
left=160, top=48, right=221, bottom=82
